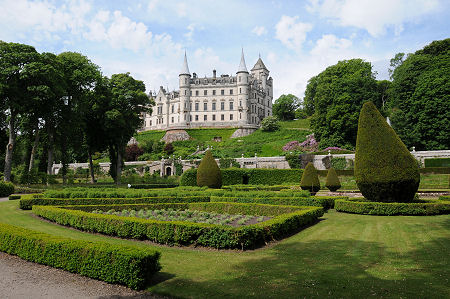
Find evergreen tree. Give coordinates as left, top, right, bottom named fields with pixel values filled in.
left=197, top=150, right=222, bottom=188
left=325, top=168, right=341, bottom=192
left=300, top=162, right=320, bottom=195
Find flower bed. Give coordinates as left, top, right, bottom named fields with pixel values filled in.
left=33, top=202, right=324, bottom=249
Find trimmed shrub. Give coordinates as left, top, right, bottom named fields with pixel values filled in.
left=261, top=116, right=281, bottom=132
left=129, top=183, right=179, bottom=189
left=0, top=222, right=161, bottom=289
left=33, top=203, right=323, bottom=249
left=424, top=158, right=450, bottom=168
left=439, top=195, right=450, bottom=201
left=0, top=181, right=15, bottom=197
left=300, top=162, right=320, bottom=195
left=355, top=102, right=420, bottom=203
left=335, top=198, right=450, bottom=216
left=197, top=150, right=222, bottom=188
left=325, top=168, right=341, bottom=192
left=9, top=195, right=21, bottom=200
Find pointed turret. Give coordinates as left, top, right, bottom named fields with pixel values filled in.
left=180, top=51, right=190, bottom=75
left=237, top=48, right=248, bottom=73
left=251, top=57, right=268, bottom=71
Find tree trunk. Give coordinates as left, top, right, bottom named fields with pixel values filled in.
left=28, top=124, right=40, bottom=173
left=47, top=128, right=54, bottom=176
left=116, top=146, right=122, bottom=185
left=3, top=111, right=16, bottom=182
left=88, top=150, right=96, bottom=184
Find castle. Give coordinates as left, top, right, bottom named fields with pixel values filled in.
left=141, top=50, right=273, bottom=132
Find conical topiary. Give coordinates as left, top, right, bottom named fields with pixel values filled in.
left=197, top=150, right=222, bottom=188
left=300, top=162, right=320, bottom=195
left=325, top=168, right=341, bottom=192
left=355, top=101, right=420, bottom=202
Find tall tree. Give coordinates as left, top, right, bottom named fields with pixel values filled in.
left=306, top=59, right=380, bottom=149
left=389, top=38, right=450, bottom=150
left=104, top=73, right=150, bottom=184
left=303, top=75, right=318, bottom=116
left=0, top=42, right=40, bottom=181
left=272, top=94, right=300, bottom=121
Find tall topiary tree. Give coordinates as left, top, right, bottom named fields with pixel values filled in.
left=325, top=168, right=341, bottom=192
left=197, top=150, right=222, bottom=188
left=355, top=101, right=420, bottom=202
left=300, top=162, right=320, bottom=195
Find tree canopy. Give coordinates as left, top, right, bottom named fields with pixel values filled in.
left=305, top=59, right=380, bottom=149
left=389, top=38, right=450, bottom=150
left=272, top=94, right=300, bottom=121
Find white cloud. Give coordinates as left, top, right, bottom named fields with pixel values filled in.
left=106, top=11, right=152, bottom=51
left=310, top=34, right=352, bottom=56
left=275, top=15, right=313, bottom=50
left=184, top=24, right=195, bottom=41
left=307, top=0, right=441, bottom=37
left=252, top=26, right=267, bottom=36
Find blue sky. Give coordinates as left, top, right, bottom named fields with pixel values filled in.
left=1, top=0, right=449, bottom=99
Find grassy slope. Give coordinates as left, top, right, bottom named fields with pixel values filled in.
left=280, top=118, right=311, bottom=129
left=1, top=200, right=448, bottom=298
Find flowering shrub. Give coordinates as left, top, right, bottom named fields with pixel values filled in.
left=283, top=134, right=319, bottom=152
left=282, top=141, right=301, bottom=151
left=323, top=146, right=346, bottom=152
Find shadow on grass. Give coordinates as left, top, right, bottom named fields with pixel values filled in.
left=148, top=236, right=450, bottom=298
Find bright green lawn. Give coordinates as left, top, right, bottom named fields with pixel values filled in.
left=280, top=118, right=311, bottom=130
left=135, top=130, right=166, bottom=144
left=185, top=128, right=236, bottom=142
left=1, top=200, right=448, bottom=298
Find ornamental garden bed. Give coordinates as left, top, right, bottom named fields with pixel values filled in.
left=32, top=202, right=324, bottom=249
left=335, top=198, right=450, bottom=216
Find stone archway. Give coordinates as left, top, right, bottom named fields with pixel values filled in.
left=166, top=166, right=172, bottom=176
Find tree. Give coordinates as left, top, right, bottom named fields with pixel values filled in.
left=303, top=75, right=318, bottom=116
left=196, top=150, right=222, bottom=188
left=325, top=168, right=341, bottom=192
left=300, top=162, right=320, bottom=195
left=260, top=116, right=280, bottom=132
left=355, top=102, right=419, bottom=203
left=389, top=39, right=450, bottom=150
left=272, top=94, right=300, bottom=121
left=306, top=59, right=380, bottom=149
left=0, top=42, right=40, bottom=181
left=104, top=73, right=150, bottom=184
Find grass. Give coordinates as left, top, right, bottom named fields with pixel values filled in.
left=279, top=118, right=311, bottom=130
left=185, top=128, right=236, bottom=142
left=135, top=130, right=166, bottom=144
left=0, top=200, right=449, bottom=298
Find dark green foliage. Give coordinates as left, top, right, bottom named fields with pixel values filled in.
left=300, top=162, right=320, bottom=194
left=335, top=198, right=450, bottom=216
left=33, top=203, right=323, bottom=249
left=419, top=167, right=450, bottom=174
left=261, top=116, right=281, bottom=132
left=9, top=195, right=21, bottom=200
left=285, top=153, right=301, bottom=169
left=0, top=181, right=15, bottom=197
left=355, top=102, right=420, bottom=202
left=272, top=94, right=300, bottom=121
left=440, top=195, right=450, bottom=201
left=129, top=183, right=179, bottom=189
left=211, top=196, right=348, bottom=210
left=325, top=168, right=341, bottom=192
left=389, top=39, right=450, bottom=150
left=331, top=157, right=347, bottom=170
left=424, top=158, right=450, bottom=168
left=182, top=168, right=304, bottom=186
left=20, top=195, right=210, bottom=210
left=0, top=222, right=161, bottom=289
left=306, top=59, right=381, bottom=149
left=197, top=150, right=222, bottom=188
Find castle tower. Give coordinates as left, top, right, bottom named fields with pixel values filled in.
left=179, top=51, right=191, bottom=126
left=251, top=56, right=269, bottom=90
left=237, top=49, right=249, bottom=125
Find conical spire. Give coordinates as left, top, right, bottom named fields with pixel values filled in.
left=237, top=48, right=248, bottom=73
left=180, top=51, right=190, bottom=75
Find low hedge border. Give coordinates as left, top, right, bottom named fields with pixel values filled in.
left=210, top=196, right=349, bottom=210
left=129, top=183, right=179, bottom=189
left=0, top=222, right=161, bottom=289
left=33, top=203, right=324, bottom=249
left=20, top=196, right=210, bottom=210
left=335, top=198, right=450, bottom=216
left=221, top=185, right=292, bottom=191
left=9, top=195, right=21, bottom=200
left=439, top=195, right=450, bottom=200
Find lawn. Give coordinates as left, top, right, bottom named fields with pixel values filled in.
left=279, top=118, right=311, bottom=130
left=1, top=200, right=448, bottom=298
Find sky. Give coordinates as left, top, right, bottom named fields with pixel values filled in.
left=0, top=0, right=449, bottom=100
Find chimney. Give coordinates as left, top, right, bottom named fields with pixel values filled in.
left=213, top=69, right=216, bottom=79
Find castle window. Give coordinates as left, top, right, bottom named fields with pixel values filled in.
left=230, top=114, right=233, bottom=120
left=185, top=78, right=187, bottom=84
left=171, top=105, right=174, bottom=113
left=221, top=114, right=224, bottom=121
left=221, top=89, right=224, bottom=95
left=189, top=115, right=192, bottom=121
left=239, top=88, right=241, bottom=93
left=239, top=113, right=241, bottom=120
left=204, top=102, right=207, bottom=110
left=150, top=120, right=152, bottom=126
left=239, top=100, right=242, bottom=107
left=212, top=102, right=216, bottom=110
left=195, top=115, right=198, bottom=121
left=220, top=102, right=225, bottom=110
left=229, top=102, right=234, bottom=110
left=171, top=117, right=174, bottom=123
left=213, top=90, right=216, bottom=95
left=184, top=90, right=187, bottom=95
left=195, top=102, right=199, bottom=111
left=212, top=115, right=216, bottom=121
left=190, top=91, right=192, bottom=96
left=190, top=103, right=192, bottom=110
left=196, top=90, right=199, bottom=96
left=239, top=76, right=241, bottom=82
left=204, top=115, right=207, bottom=121
left=204, top=90, right=207, bottom=96
left=230, top=89, right=233, bottom=95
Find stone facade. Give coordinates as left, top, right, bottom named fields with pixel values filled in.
left=140, top=50, right=273, bottom=131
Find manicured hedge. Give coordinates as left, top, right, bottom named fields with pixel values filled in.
left=210, top=196, right=348, bottom=210
left=439, top=195, right=450, bottom=201
left=9, top=195, right=21, bottom=200
left=222, top=185, right=291, bottom=191
left=180, top=168, right=304, bottom=186
left=20, top=196, right=210, bottom=210
left=335, top=198, right=450, bottom=216
left=0, top=181, right=15, bottom=197
left=424, top=158, right=450, bottom=168
left=129, top=183, right=179, bottom=189
left=419, top=167, right=450, bottom=174
left=33, top=203, right=323, bottom=249
left=0, top=222, right=161, bottom=289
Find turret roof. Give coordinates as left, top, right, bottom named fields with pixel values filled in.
left=251, top=57, right=268, bottom=71
left=180, top=51, right=190, bottom=75
left=237, top=48, right=248, bottom=73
